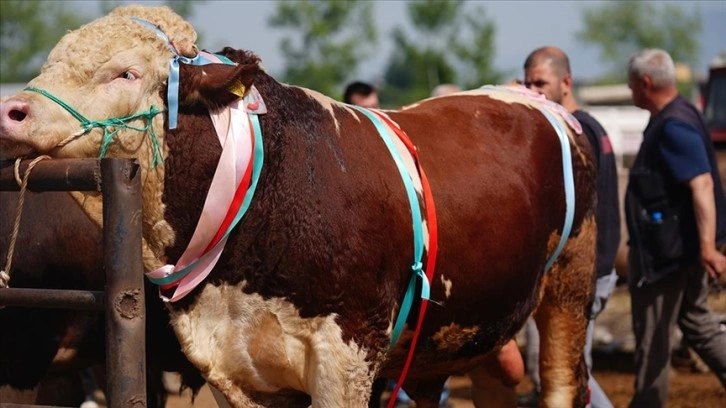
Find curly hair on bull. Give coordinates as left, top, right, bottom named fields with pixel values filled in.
left=109, top=5, right=199, bottom=57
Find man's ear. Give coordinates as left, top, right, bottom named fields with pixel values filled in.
left=642, top=75, right=653, bottom=91
left=177, top=61, right=259, bottom=110
left=563, top=73, right=573, bottom=89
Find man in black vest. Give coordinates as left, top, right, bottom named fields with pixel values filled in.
left=521, top=46, right=621, bottom=408
left=625, top=48, right=726, bottom=407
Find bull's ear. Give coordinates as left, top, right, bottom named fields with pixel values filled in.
left=177, top=61, right=259, bottom=110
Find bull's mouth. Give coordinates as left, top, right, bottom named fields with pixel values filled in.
left=0, top=139, right=38, bottom=160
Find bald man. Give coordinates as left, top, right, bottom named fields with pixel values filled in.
left=521, top=46, right=621, bottom=408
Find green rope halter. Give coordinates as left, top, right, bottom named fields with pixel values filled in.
left=24, top=86, right=164, bottom=167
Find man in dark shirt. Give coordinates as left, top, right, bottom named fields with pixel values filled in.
left=625, top=48, right=726, bottom=407
left=522, top=46, right=621, bottom=408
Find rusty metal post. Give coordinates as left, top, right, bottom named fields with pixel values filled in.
left=102, top=158, right=146, bottom=407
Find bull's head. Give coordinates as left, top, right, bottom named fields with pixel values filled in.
left=0, top=5, right=198, bottom=160
left=0, top=5, right=259, bottom=270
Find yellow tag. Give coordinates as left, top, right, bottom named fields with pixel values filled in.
left=229, top=81, right=246, bottom=98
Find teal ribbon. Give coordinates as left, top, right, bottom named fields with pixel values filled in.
left=349, top=106, right=430, bottom=349
left=539, top=108, right=576, bottom=271
left=24, top=86, right=163, bottom=167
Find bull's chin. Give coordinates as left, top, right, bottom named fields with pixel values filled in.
left=0, top=140, right=38, bottom=160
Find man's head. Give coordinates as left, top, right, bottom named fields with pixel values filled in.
left=627, top=48, right=678, bottom=112
left=343, top=81, right=379, bottom=108
left=523, top=46, right=574, bottom=108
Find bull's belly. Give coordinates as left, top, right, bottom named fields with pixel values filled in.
left=378, top=349, right=491, bottom=379
left=378, top=319, right=517, bottom=379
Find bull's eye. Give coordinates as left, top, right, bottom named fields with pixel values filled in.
left=118, top=71, right=138, bottom=81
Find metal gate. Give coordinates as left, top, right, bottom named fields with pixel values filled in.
left=0, top=158, right=146, bottom=407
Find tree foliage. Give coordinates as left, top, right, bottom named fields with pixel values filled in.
left=0, top=1, right=88, bottom=83
left=578, top=2, right=701, bottom=83
left=0, top=0, right=206, bottom=84
left=269, top=0, right=377, bottom=97
left=381, top=0, right=504, bottom=107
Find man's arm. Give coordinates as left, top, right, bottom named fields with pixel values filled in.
left=689, top=173, right=726, bottom=279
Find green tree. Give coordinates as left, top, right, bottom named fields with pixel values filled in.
left=0, top=1, right=89, bottom=83
left=381, top=0, right=504, bottom=107
left=578, top=2, right=701, bottom=84
left=269, top=0, right=377, bottom=97
left=0, top=0, right=206, bottom=84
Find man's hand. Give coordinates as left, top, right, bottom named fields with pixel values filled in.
left=701, top=247, right=726, bottom=280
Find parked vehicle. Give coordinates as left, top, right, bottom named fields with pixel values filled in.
left=704, top=56, right=726, bottom=144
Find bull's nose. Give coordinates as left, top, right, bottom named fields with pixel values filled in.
left=0, top=99, right=30, bottom=124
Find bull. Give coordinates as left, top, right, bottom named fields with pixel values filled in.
left=0, top=5, right=597, bottom=407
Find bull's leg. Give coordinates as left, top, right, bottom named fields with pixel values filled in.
left=205, top=379, right=265, bottom=408
left=209, top=384, right=235, bottom=408
left=533, top=305, right=590, bottom=408
left=534, top=218, right=596, bottom=408
left=306, top=350, right=376, bottom=408
left=468, top=339, right=524, bottom=408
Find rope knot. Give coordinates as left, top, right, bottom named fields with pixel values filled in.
left=0, top=270, right=9, bottom=288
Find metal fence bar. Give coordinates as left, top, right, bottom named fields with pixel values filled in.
left=1, top=404, right=76, bottom=408
left=0, top=158, right=146, bottom=408
left=0, top=288, right=104, bottom=311
left=0, top=159, right=102, bottom=192
left=101, top=158, right=146, bottom=407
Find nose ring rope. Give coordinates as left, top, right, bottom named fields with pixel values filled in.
left=0, top=155, right=52, bottom=290
left=24, top=86, right=164, bottom=167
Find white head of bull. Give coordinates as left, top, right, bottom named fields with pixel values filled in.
left=0, top=5, right=242, bottom=268
left=0, top=5, right=198, bottom=160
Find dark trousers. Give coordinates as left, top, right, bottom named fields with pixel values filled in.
left=628, top=254, right=726, bottom=408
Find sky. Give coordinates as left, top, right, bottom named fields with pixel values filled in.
left=184, top=0, right=726, bottom=83
left=65, top=0, right=726, bottom=84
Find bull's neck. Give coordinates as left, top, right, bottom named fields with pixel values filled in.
left=156, top=77, right=315, bottom=278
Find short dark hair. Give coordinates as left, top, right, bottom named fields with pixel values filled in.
left=524, top=46, right=571, bottom=79
left=343, top=81, right=376, bottom=104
